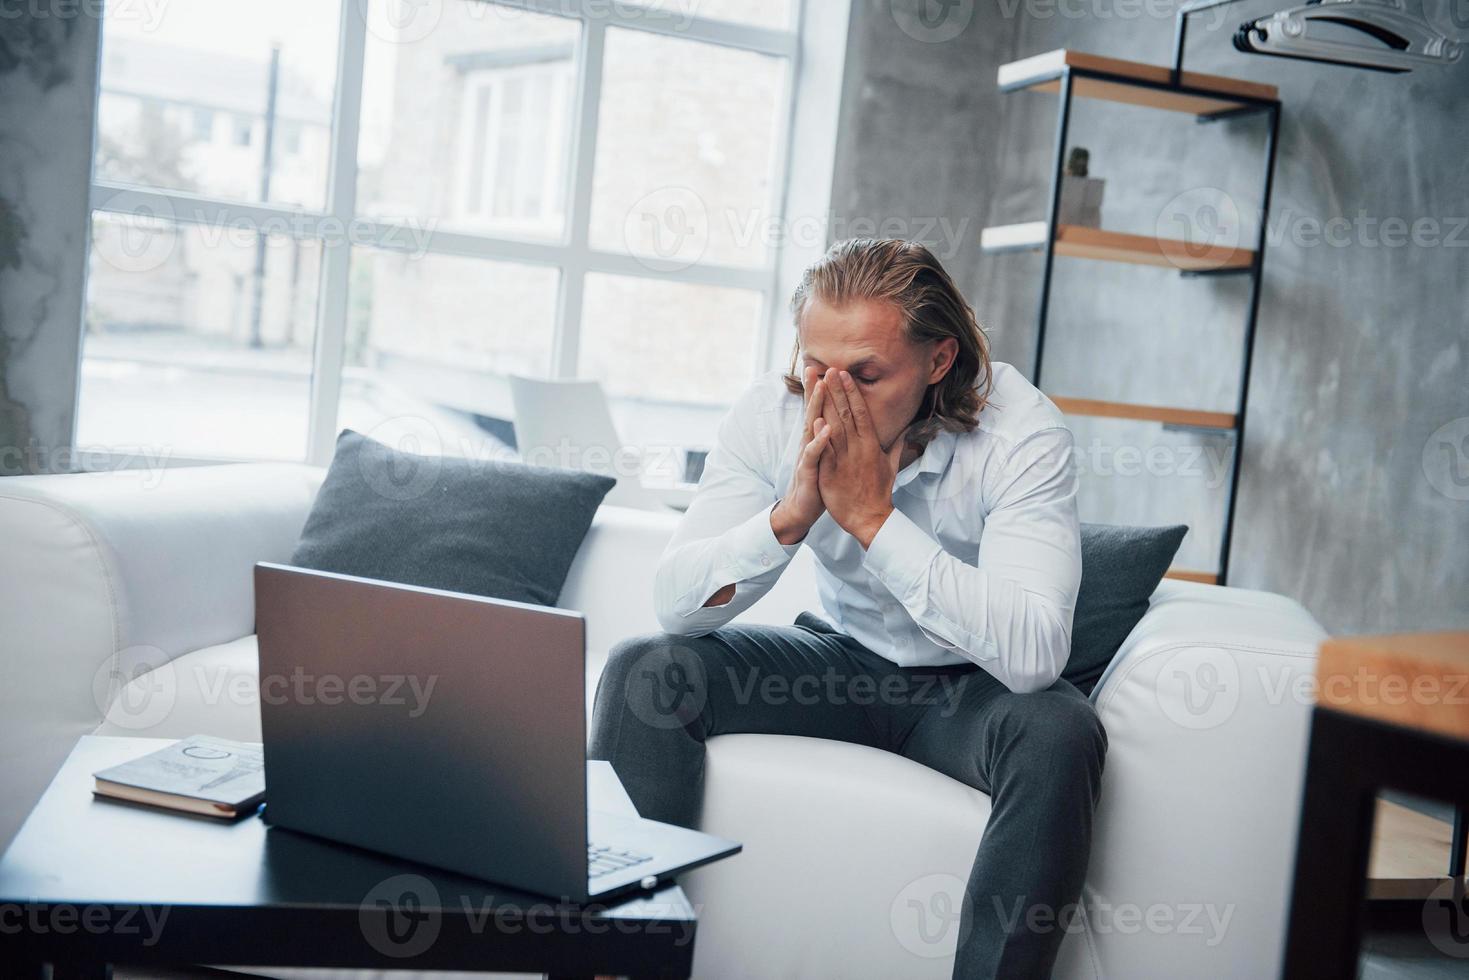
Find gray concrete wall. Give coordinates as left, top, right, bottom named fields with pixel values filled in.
left=0, top=12, right=100, bottom=476
left=833, top=0, right=1468, bottom=634
left=831, top=0, right=1023, bottom=330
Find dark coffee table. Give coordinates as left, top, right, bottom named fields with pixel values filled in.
left=0, top=736, right=699, bottom=979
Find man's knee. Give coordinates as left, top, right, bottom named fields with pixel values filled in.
left=599, top=631, right=713, bottom=729
left=604, top=631, right=710, bottom=685
left=604, top=632, right=675, bottom=683
left=1003, top=689, right=1107, bottom=770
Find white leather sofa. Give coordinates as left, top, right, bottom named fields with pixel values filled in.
left=0, top=463, right=1328, bottom=979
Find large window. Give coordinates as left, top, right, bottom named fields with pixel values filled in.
left=78, top=0, right=801, bottom=468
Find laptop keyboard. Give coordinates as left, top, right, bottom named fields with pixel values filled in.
left=588, top=843, right=654, bottom=878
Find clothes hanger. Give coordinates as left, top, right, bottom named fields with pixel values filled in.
left=1233, top=0, right=1464, bottom=73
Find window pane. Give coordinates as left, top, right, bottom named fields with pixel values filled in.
left=590, top=28, right=786, bottom=268
left=77, top=213, right=321, bottom=460
left=341, top=248, right=559, bottom=451
left=578, top=274, right=761, bottom=457
left=358, top=1, right=580, bottom=242
left=94, top=0, right=338, bottom=210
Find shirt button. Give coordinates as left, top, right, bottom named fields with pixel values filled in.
left=760, top=555, right=771, bottom=568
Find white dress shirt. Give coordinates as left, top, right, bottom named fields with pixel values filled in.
left=652, top=362, right=1082, bottom=693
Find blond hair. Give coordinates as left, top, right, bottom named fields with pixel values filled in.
left=784, top=238, right=992, bottom=447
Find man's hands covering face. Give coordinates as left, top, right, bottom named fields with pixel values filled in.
left=772, top=365, right=907, bottom=549
left=769, top=366, right=836, bottom=546
left=813, top=367, right=905, bottom=549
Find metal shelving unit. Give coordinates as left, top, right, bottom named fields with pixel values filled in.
left=981, top=46, right=1281, bottom=585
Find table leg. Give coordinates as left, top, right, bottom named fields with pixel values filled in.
left=1452, top=806, right=1467, bottom=878
left=1281, top=708, right=1378, bottom=979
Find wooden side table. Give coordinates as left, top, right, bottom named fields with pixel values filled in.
left=1281, top=632, right=1469, bottom=978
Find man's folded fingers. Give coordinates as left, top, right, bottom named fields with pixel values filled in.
left=821, top=404, right=847, bottom=454
left=818, top=370, right=845, bottom=431
left=805, top=420, right=831, bottom=461
left=841, top=372, right=872, bottom=437
left=825, top=370, right=860, bottom=439
left=800, top=379, right=822, bottom=445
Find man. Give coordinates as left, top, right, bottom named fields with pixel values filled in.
left=590, top=238, right=1104, bottom=978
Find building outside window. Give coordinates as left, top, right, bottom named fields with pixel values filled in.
left=231, top=114, right=253, bottom=147
left=450, top=45, right=574, bottom=237
left=191, top=107, right=213, bottom=143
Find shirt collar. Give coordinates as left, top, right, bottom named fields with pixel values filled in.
left=894, top=427, right=957, bottom=489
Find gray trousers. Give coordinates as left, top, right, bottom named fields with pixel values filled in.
left=588, top=611, right=1107, bottom=980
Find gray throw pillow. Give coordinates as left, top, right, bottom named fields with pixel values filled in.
left=290, top=429, right=616, bottom=607
left=1062, top=523, right=1189, bottom=695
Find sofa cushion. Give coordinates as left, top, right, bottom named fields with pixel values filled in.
left=291, top=429, right=615, bottom=607
left=1063, top=522, right=1188, bottom=695
left=94, top=635, right=265, bottom=743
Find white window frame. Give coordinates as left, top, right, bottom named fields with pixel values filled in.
left=85, top=0, right=851, bottom=466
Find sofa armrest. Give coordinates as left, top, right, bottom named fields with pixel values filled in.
left=0, top=462, right=323, bottom=848
left=1081, top=579, right=1327, bottom=979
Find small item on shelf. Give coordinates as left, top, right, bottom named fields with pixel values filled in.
left=1065, top=146, right=1090, bottom=177
left=93, top=735, right=266, bottom=818
left=1058, top=146, right=1104, bottom=228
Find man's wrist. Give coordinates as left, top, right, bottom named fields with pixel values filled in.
left=852, top=504, right=895, bottom=551
left=770, top=498, right=811, bottom=546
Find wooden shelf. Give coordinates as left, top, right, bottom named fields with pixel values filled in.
left=998, top=49, right=1279, bottom=116
left=1165, top=569, right=1219, bottom=585
left=1318, top=632, right=1469, bottom=742
left=981, top=222, right=1255, bottom=273
left=1049, top=395, right=1238, bottom=431
left=992, top=47, right=1281, bottom=588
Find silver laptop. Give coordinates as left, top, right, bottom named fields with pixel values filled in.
left=254, top=562, right=740, bottom=902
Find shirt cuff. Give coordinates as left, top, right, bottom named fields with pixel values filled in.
left=720, top=500, right=801, bottom=582
left=861, top=506, right=943, bottom=603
